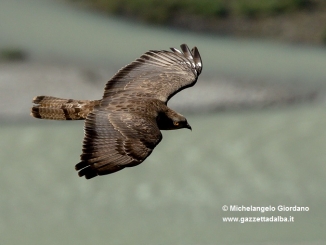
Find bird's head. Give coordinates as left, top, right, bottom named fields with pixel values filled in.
left=171, top=116, right=191, bottom=130
left=157, top=110, right=192, bottom=131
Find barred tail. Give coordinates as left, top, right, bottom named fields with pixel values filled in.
left=31, top=96, right=100, bottom=120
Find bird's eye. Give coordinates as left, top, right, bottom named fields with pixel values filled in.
left=173, top=121, right=179, bottom=126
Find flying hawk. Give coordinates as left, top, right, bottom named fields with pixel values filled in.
left=31, top=44, right=202, bottom=179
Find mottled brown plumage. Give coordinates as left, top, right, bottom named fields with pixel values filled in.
left=31, top=44, right=202, bottom=179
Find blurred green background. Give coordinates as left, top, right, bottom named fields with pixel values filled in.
left=0, top=0, right=326, bottom=244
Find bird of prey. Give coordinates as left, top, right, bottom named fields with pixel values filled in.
left=31, top=44, right=202, bottom=179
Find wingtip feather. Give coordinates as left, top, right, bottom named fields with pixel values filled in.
left=180, top=44, right=193, bottom=61
left=77, top=165, right=98, bottom=179
left=170, top=47, right=182, bottom=54
left=191, top=46, right=202, bottom=74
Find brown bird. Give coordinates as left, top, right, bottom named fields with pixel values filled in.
left=31, top=44, right=202, bottom=179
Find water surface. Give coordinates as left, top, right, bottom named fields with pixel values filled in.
left=1, top=106, right=326, bottom=244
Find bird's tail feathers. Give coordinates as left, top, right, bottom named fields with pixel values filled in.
left=31, top=96, right=99, bottom=120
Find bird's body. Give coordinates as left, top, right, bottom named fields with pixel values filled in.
left=31, top=44, right=202, bottom=179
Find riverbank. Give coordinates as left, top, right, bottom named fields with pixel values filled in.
left=0, top=60, right=319, bottom=122
left=67, top=0, right=326, bottom=45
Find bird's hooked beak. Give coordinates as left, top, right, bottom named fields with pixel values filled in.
left=186, top=122, right=192, bottom=131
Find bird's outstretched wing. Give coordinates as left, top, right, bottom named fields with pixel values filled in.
left=101, top=44, right=202, bottom=105
left=75, top=109, right=162, bottom=179
left=76, top=44, right=202, bottom=179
